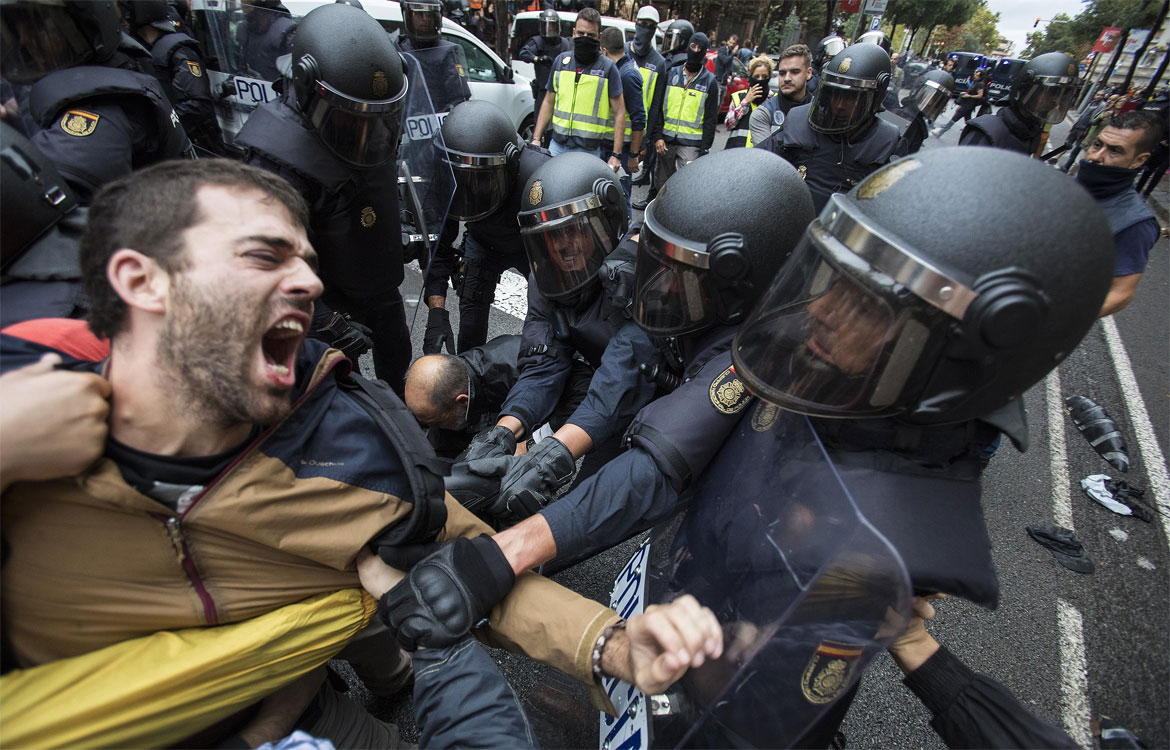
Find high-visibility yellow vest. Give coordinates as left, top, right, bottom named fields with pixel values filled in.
left=663, top=65, right=714, bottom=146
left=728, top=88, right=759, bottom=148
left=550, top=53, right=616, bottom=146
left=632, top=47, right=665, bottom=116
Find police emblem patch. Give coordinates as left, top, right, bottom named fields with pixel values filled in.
left=372, top=71, right=389, bottom=97
left=801, top=641, right=863, bottom=704
left=455, top=63, right=465, bottom=77
left=751, top=402, right=779, bottom=432
left=797, top=164, right=808, bottom=180
left=562, top=55, right=572, bottom=65
left=186, top=60, right=202, bottom=77
left=838, top=57, right=852, bottom=73
left=360, top=206, right=376, bottom=228
left=60, top=110, right=99, bottom=137
left=857, top=158, right=920, bottom=199
left=709, top=366, right=751, bottom=415
left=529, top=179, right=543, bottom=205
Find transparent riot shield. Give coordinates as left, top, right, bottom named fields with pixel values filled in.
left=398, top=52, right=456, bottom=335
left=600, top=408, right=912, bottom=750
left=188, top=0, right=296, bottom=150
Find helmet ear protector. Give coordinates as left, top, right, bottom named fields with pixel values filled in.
left=293, top=53, right=320, bottom=104
left=592, top=176, right=629, bottom=239
left=874, top=70, right=891, bottom=104
left=707, top=232, right=754, bottom=324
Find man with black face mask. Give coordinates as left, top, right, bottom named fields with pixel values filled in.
left=529, top=7, right=625, bottom=170
left=634, top=32, right=718, bottom=209
left=518, top=8, right=570, bottom=129
left=627, top=5, right=666, bottom=186
left=749, top=42, right=814, bottom=146
left=1075, top=110, right=1161, bottom=317
left=724, top=55, right=772, bottom=149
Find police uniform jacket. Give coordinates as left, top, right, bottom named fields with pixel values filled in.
left=27, top=64, right=191, bottom=201
left=545, top=50, right=623, bottom=150
left=646, top=64, right=719, bottom=151
left=235, top=12, right=296, bottom=81
left=748, top=89, right=811, bottom=147
left=236, top=98, right=403, bottom=300
left=959, top=106, right=1042, bottom=155
left=145, top=31, right=219, bottom=142
left=627, top=42, right=666, bottom=133
left=519, top=34, right=571, bottom=98
left=396, top=38, right=472, bottom=115
left=759, top=103, right=900, bottom=212
left=0, top=334, right=624, bottom=712
left=497, top=233, right=660, bottom=448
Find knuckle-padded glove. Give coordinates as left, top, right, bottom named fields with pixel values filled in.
left=315, top=311, right=373, bottom=360
left=461, top=425, right=517, bottom=463
left=378, top=535, right=516, bottom=650
left=422, top=307, right=455, bottom=355
left=495, top=437, right=575, bottom=522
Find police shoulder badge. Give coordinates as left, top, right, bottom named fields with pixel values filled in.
left=797, top=164, right=808, bottom=180
left=372, top=71, right=389, bottom=98
left=801, top=640, right=863, bottom=704
left=838, top=57, right=852, bottom=73
left=709, top=366, right=751, bottom=415
left=751, top=401, right=780, bottom=432
left=360, top=206, right=377, bottom=228
left=455, top=63, right=465, bottom=77
left=185, top=60, right=202, bottom=77
left=529, top=179, right=543, bottom=206
left=562, top=55, right=572, bottom=65
left=60, top=109, right=100, bottom=137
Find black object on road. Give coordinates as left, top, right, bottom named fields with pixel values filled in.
left=1026, top=523, right=1095, bottom=574
left=1065, top=394, right=1130, bottom=472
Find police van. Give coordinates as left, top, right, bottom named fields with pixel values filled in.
left=508, top=10, right=663, bottom=87
left=944, top=51, right=987, bottom=94
left=986, top=57, right=1026, bottom=104
left=190, top=0, right=535, bottom=145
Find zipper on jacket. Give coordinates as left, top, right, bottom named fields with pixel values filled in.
left=160, top=515, right=219, bottom=625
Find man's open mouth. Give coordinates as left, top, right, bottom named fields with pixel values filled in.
left=260, top=315, right=306, bottom=385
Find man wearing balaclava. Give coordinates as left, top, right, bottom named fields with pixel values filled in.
left=636, top=32, right=719, bottom=208
left=529, top=6, right=626, bottom=172
left=1074, top=109, right=1161, bottom=317
left=626, top=5, right=666, bottom=189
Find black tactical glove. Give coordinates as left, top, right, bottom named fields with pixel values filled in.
left=314, top=311, right=374, bottom=360
left=461, top=425, right=517, bottom=463
left=494, top=437, right=575, bottom=522
left=423, top=306, right=456, bottom=355
left=378, top=535, right=515, bottom=650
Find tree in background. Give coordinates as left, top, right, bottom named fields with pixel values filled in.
left=1023, top=0, right=1162, bottom=58
left=937, top=2, right=1001, bottom=55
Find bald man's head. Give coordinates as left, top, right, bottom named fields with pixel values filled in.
left=404, top=354, right=470, bottom=431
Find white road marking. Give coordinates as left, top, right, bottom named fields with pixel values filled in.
left=1100, top=316, right=1170, bottom=555
left=1046, top=371, right=1075, bottom=529
left=1109, top=527, right=1129, bottom=542
left=493, top=270, right=529, bottom=320
left=1057, top=598, right=1093, bottom=749
left=1137, top=556, right=1156, bottom=570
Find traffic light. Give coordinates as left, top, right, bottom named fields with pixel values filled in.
left=1034, top=17, right=1041, bottom=27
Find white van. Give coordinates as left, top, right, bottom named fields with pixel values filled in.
left=508, top=10, right=662, bottom=88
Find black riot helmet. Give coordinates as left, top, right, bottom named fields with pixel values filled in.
left=812, top=34, right=846, bottom=73
left=665, top=19, right=694, bottom=54
left=438, top=99, right=522, bottom=221
left=335, top=0, right=364, bottom=8
left=0, top=0, right=121, bottom=84
left=291, top=3, right=407, bottom=167
left=0, top=121, right=77, bottom=271
left=403, top=0, right=444, bottom=45
left=635, top=149, right=815, bottom=337
left=908, top=68, right=954, bottom=121
left=539, top=8, right=560, bottom=39
left=121, top=0, right=173, bottom=32
left=809, top=43, right=890, bottom=135
left=733, top=147, right=1113, bottom=425
left=856, top=29, right=892, bottom=54
left=517, top=152, right=628, bottom=302
left=1010, top=51, right=1079, bottom=125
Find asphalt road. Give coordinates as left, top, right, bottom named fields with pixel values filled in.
left=351, top=103, right=1169, bottom=749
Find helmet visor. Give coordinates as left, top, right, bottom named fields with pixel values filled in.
left=633, top=219, right=716, bottom=336
left=0, top=4, right=94, bottom=83
left=818, top=38, right=845, bottom=64
left=403, top=2, right=442, bottom=43
left=809, top=78, right=876, bottom=134
left=308, top=100, right=404, bottom=167
left=909, top=78, right=951, bottom=121
left=666, top=28, right=684, bottom=50
left=732, top=222, right=942, bottom=418
left=520, top=209, right=613, bottom=300
left=541, top=15, right=560, bottom=38
left=441, top=152, right=510, bottom=221
left=1018, top=79, right=1078, bottom=125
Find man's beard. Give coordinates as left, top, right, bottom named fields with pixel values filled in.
left=157, top=276, right=298, bottom=428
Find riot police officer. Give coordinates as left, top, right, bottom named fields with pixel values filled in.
left=235, top=3, right=412, bottom=389
left=518, top=8, right=570, bottom=126
left=856, top=28, right=892, bottom=54
left=892, top=67, right=953, bottom=156
left=758, top=43, right=901, bottom=212
left=121, top=0, right=223, bottom=154
left=457, top=151, right=663, bottom=526
left=809, top=33, right=846, bottom=95
left=378, top=145, right=1116, bottom=747
left=0, top=0, right=191, bottom=324
left=662, top=19, right=695, bottom=67
left=960, top=51, right=1079, bottom=154
left=422, top=99, right=551, bottom=353
left=234, top=0, right=295, bottom=82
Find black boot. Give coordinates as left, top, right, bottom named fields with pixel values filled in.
left=632, top=189, right=657, bottom=211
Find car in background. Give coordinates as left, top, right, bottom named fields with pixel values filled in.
left=705, top=49, right=750, bottom=116
left=943, top=51, right=987, bottom=95
left=509, top=10, right=663, bottom=88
